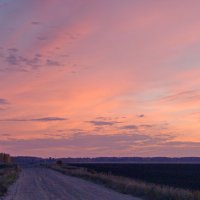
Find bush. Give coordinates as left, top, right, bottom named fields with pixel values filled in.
left=0, top=164, right=20, bottom=197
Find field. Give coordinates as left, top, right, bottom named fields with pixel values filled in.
left=52, top=163, right=200, bottom=200
left=0, top=164, right=19, bottom=197
left=69, top=163, right=200, bottom=191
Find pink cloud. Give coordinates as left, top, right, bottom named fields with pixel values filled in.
left=0, top=0, right=200, bottom=156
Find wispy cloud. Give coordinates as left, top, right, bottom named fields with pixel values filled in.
left=88, top=120, right=121, bottom=126
left=0, top=117, right=67, bottom=122
left=31, top=117, right=67, bottom=121
left=46, top=59, right=61, bottom=66
left=1, top=48, right=63, bottom=72
left=160, top=90, right=200, bottom=103
left=120, top=125, right=138, bottom=130
left=0, top=132, right=174, bottom=156
left=0, top=98, right=9, bottom=104
left=32, top=117, right=67, bottom=122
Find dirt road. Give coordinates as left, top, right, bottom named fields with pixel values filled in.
left=3, top=168, right=141, bottom=200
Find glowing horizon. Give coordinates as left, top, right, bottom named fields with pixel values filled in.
left=0, top=0, right=200, bottom=157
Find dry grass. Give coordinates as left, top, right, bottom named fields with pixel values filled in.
left=52, top=165, right=200, bottom=200
left=0, top=164, right=20, bottom=197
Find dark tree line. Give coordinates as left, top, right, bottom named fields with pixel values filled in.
left=0, top=153, right=12, bottom=163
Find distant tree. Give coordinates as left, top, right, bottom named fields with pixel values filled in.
left=0, top=153, right=11, bottom=163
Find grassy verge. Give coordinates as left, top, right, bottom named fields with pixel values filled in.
left=51, top=164, right=200, bottom=200
left=0, top=164, right=20, bottom=197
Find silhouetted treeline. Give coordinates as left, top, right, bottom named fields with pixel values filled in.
left=0, top=153, right=12, bottom=164
left=14, top=156, right=200, bottom=166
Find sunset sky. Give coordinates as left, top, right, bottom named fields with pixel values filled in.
left=0, top=0, right=200, bottom=157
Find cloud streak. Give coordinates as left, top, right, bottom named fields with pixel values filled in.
left=120, top=125, right=138, bottom=130
left=0, top=117, right=67, bottom=122
left=0, top=132, right=176, bottom=157
left=0, top=98, right=9, bottom=104
left=88, top=120, right=121, bottom=126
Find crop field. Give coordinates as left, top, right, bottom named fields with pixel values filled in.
left=69, top=163, right=200, bottom=191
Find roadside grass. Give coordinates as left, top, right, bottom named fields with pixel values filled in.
left=51, top=164, right=200, bottom=200
left=0, top=164, right=20, bottom=197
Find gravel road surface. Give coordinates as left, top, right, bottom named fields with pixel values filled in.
left=3, top=168, right=141, bottom=200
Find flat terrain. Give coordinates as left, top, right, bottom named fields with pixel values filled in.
left=3, top=168, right=140, bottom=200
left=71, top=163, right=200, bottom=190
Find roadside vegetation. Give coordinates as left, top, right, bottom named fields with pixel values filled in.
left=0, top=153, right=20, bottom=197
left=51, top=164, right=200, bottom=200
left=70, top=163, right=200, bottom=191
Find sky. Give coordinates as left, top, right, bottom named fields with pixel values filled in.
left=0, top=0, right=200, bottom=157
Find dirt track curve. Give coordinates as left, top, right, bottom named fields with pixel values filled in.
left=3, top=168, right=141, bottom=200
